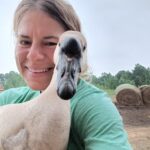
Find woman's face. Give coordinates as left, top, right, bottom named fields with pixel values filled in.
left=15, top=10, right=65, bottom=90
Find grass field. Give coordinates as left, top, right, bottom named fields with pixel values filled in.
left=94, top=84, right=115, bottom=100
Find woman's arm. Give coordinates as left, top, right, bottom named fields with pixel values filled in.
left=72, top=91, right=132, bottom=150
left=0, top=87, right=39, bottom=105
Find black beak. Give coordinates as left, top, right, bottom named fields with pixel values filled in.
left=56, top=37, right=82, bottom=100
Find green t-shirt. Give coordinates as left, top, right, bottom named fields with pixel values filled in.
left=0, top=79, right=132, bottom=150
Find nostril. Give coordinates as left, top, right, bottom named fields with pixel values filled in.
left=71, top=69, right=75, bottom=79
left=79, top=67, right=81, bottom=73
left=61, top=68, right=65, bottom=78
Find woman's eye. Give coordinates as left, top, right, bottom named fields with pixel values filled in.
left=45, top=42, right=57, bottom=46
left=19, top=40, right=31, bottom=46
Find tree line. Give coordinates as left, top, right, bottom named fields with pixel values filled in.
left=92, top=64, right=150, bottom=89
left=0, top=71, right=26, bottom=90
left=0, top=64, right=149, bottom=90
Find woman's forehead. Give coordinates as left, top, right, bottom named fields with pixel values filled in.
left=17, top=10, right=65, bottom=36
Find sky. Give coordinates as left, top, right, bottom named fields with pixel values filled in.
left=0, top=0, right=150, bottom=76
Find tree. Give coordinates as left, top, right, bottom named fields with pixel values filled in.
left=4, top=71, right=26, bottom=89
left=98, top=73, right=117, bottom=89
left=0, top=73, right=5, bottom=86
left=116, top=70, right=134, bottom=85
left=132, top=64, right=150, bottom=86
left=91, top=64, right=150, bottom=90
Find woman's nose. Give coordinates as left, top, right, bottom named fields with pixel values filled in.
left=27, top=43, right=45, bottom=61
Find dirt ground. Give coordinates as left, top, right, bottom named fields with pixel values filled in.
left=116, top=104, right=150, bottom=150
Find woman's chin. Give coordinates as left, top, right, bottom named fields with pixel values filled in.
left=24, top=71, right=52, bottom=90
left=25, top=80, right=50, bottom=91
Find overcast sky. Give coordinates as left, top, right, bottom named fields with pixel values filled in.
left=0, top=0, right=150, bottom=76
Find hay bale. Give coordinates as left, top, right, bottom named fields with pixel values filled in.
left=139, top=85, right=150, bottom=106
left=115, top=84, right=143, bottom=106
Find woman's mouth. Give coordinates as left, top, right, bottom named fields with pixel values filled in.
left=25, top=66, right=53, bottom=73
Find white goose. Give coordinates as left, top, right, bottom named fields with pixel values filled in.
left=0, top=31, right=87, bottom=150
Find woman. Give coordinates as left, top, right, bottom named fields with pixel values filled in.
left=0, top=0, right=132, bottom=149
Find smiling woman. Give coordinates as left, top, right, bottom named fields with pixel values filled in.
left=15, top=9, right=65, bottom=90
left=0, top=0, right=132, bottom=150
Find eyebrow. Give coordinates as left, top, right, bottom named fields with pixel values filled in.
left=44, top=36, right=59, bottom=40
left=16, top=34, right=59, bottom=40
left=16, top=35, right=29, bottom=39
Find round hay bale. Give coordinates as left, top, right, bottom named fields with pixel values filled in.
left=115, top=84, right=143, bottom=106
left=139, top=85, right=150, bottom=106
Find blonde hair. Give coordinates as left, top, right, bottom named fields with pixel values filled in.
left=13, top=0, right=90, bottom=80
left=14, top=0, right=81, bottom=33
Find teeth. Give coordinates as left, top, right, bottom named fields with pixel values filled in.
left=27, top=67, right=50, bottom=73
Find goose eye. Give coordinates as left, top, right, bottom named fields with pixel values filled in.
left=83, top=45, right=86, bottom=51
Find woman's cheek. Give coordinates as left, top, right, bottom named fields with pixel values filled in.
left=15, top=47, right=26, bottom=73
left=46, top=47, right=56, bottom=64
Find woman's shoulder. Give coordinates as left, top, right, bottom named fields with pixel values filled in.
left=72, top=79, right=105, bottom=99
left=71, top=79, right=114, bottom=108
left=69, top=79, right=132, bottom=150
left=0, top=87, right=40, bottom=105
left=71, top=79, right=121, bottom=123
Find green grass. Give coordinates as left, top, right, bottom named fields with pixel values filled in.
left=93, top=84, right=115, bottom=101
left=103, top=88, right=115, bottom=97
left=102, top=88, right=116, bottom=102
